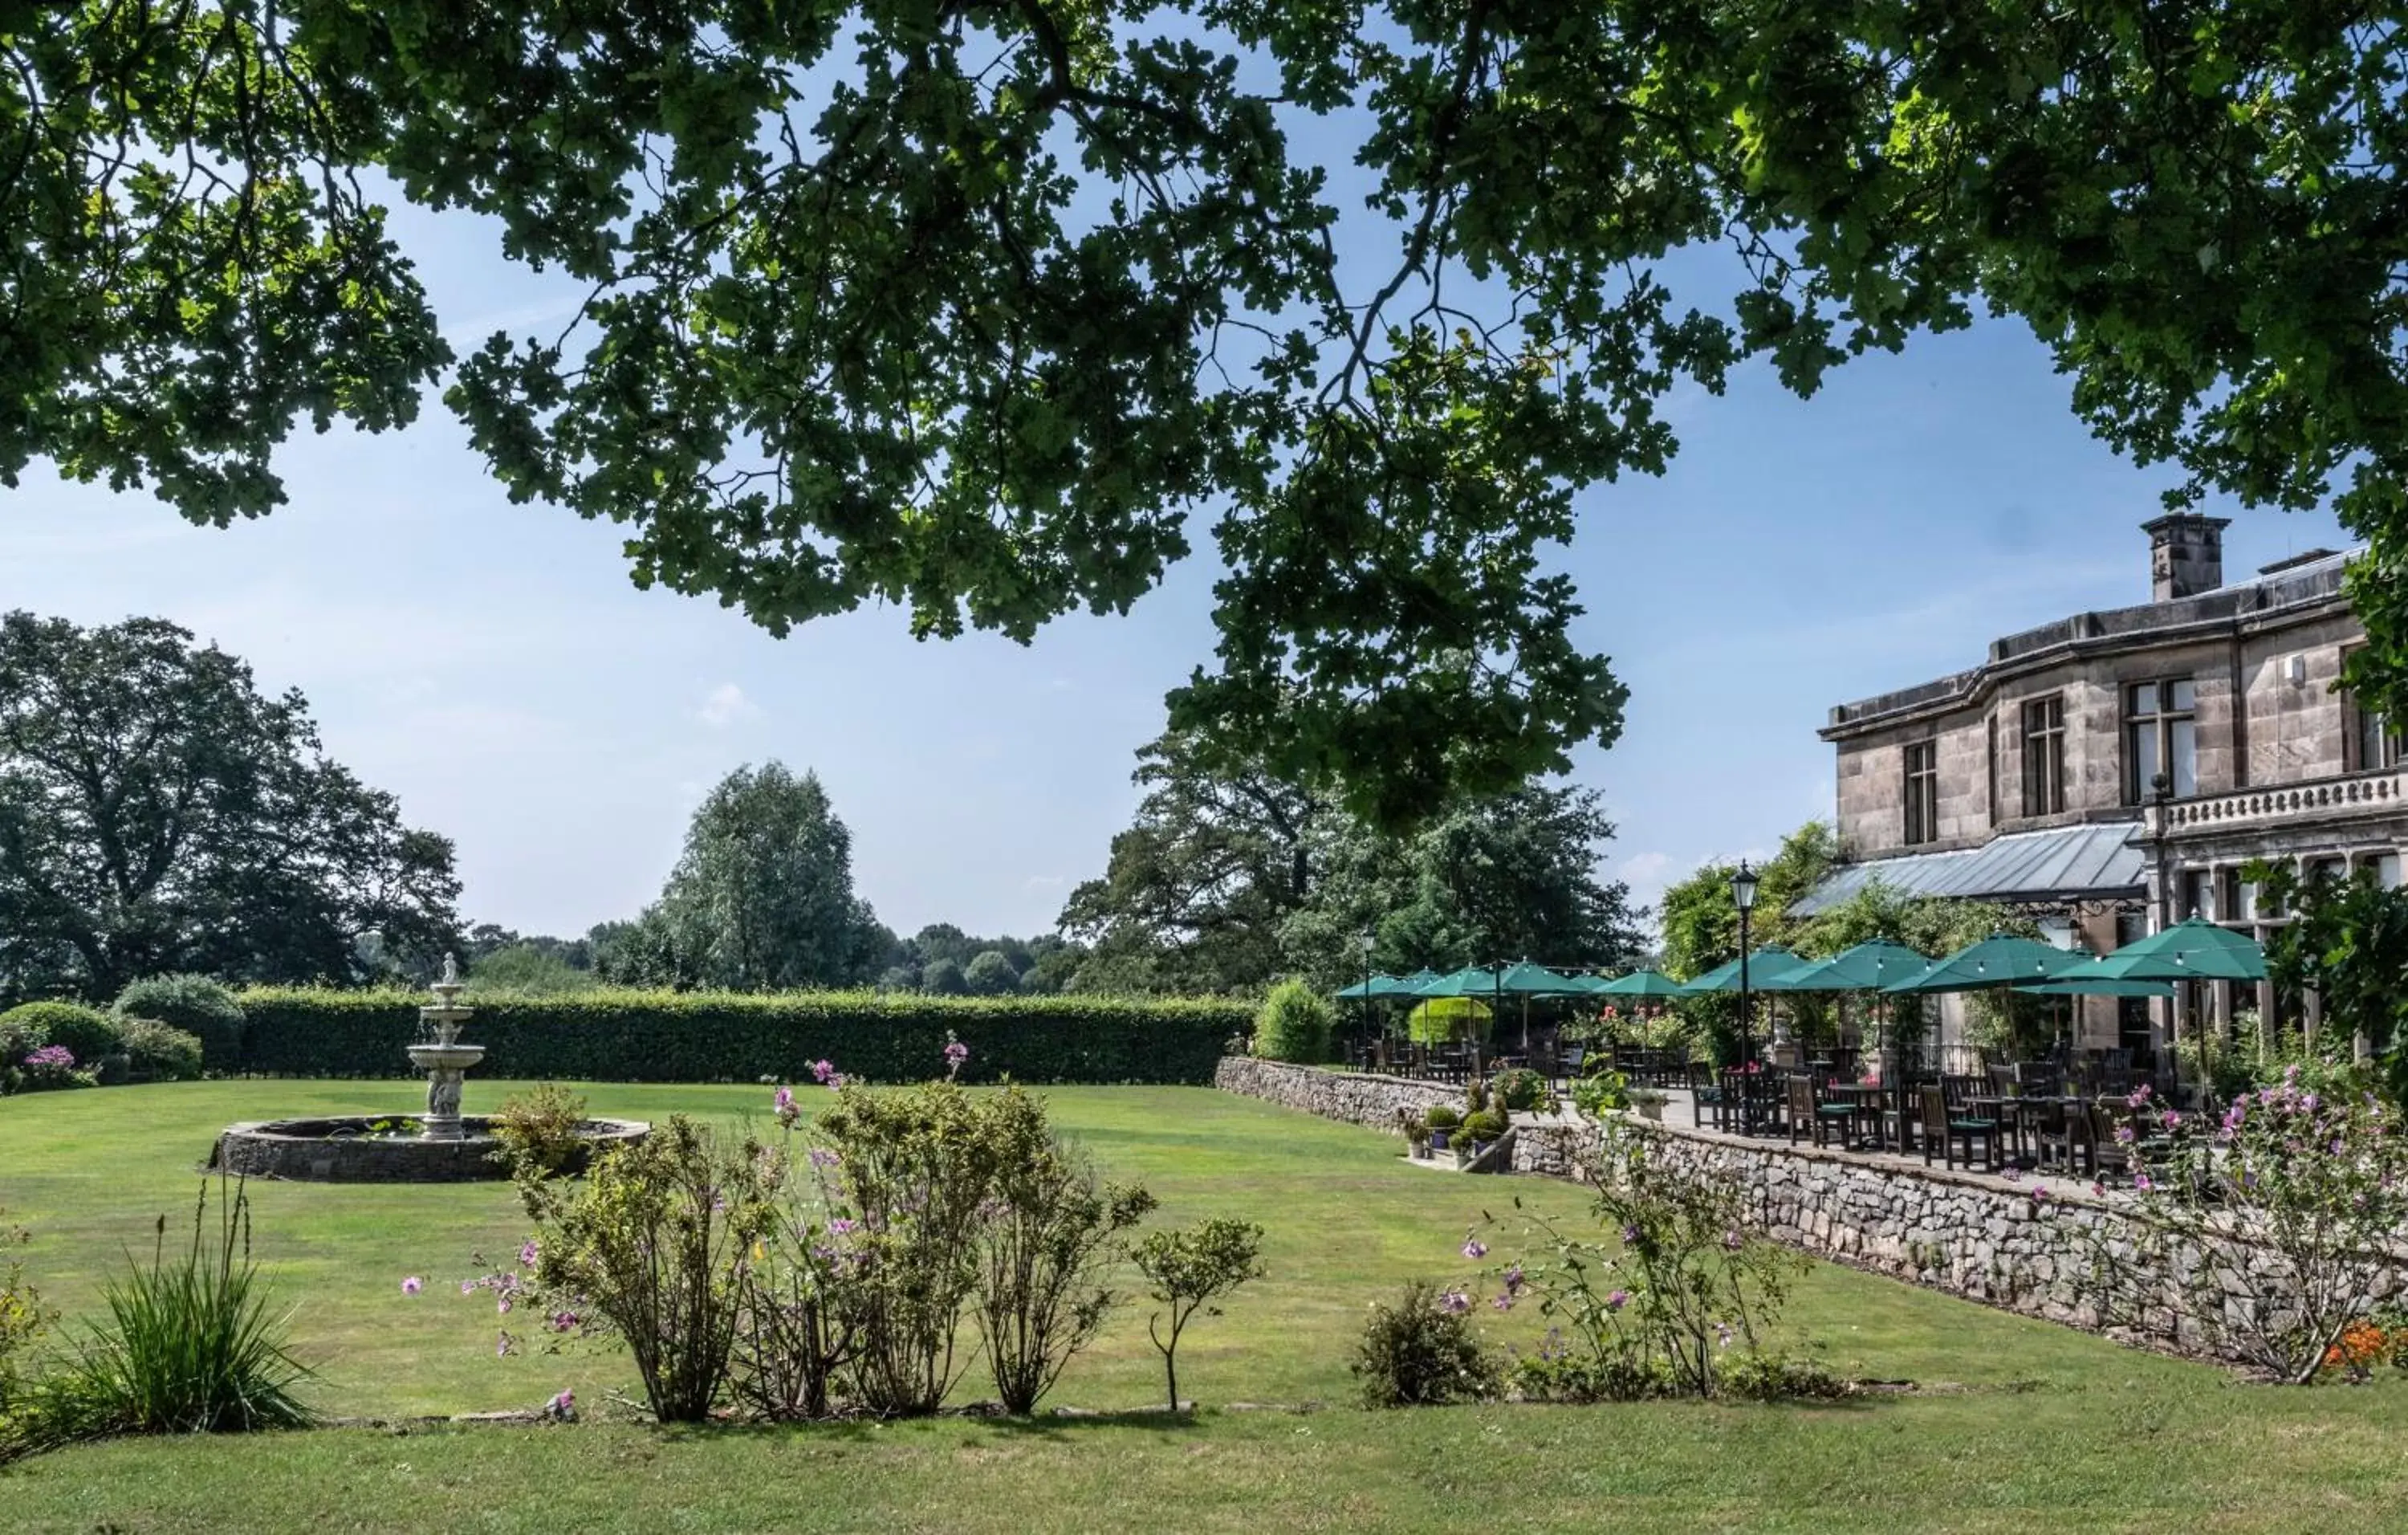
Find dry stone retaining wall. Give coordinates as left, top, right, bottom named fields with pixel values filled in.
left=1223, top=1059, right=2386, bottom=1363
left=1213, top=1057, right=1460, bottom=1131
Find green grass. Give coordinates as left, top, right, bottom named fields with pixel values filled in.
left=5, top=1081, right=2408, bottom=1532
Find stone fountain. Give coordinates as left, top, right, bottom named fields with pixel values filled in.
left=212, top=960, right=647, bottom=1183
left=407, top=954, right=483, bottom=1141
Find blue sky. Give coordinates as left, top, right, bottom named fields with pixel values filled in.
left=0, top=189, right=2353, bottom=946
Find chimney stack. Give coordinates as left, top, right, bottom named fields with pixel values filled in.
left=2142, top=513, right=2230, bottom=601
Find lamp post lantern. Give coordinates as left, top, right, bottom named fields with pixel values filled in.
left=1358, top=930, right=1377, bottom=1065
left=1732, top=861, right=1760, bottom=1130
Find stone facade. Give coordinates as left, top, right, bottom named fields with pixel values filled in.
left=1213, top=1057, right=1458, bottom=1131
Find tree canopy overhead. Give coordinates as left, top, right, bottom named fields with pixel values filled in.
left=15, top=2, right=2408, bottom=820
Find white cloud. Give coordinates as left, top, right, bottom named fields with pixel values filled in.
left=1617, top=851, right=1672, bottom=886
left=698, top=682, right=759, bottom=728
left=1023, top=874, right=1067, bottom=892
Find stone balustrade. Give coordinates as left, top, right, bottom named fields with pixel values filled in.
left=2162, top=768, right=2406, bottom=835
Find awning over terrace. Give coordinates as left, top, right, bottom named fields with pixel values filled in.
left=1786, top=821, right=2147, bottom=918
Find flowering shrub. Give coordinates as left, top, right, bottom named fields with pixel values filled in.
left=2083, top=1067, right=2408, bottom=1382
left=510, top=1116, right=779, bottom=1422
left=1351, top=1280, right=1498, bottom=1407
left=488, top=1082, right=592, bottom=1177
left=972, top=1124, right=1155, bottom=1415
left=478, top=1043, right=1161, bottom=1421
left=14, top=1044, right=95, bottom=1093
left=2318, top=1318, right=2404, bottom=1381
left=1476, top=1121, right=1805, bottom=1400
left=0, top=1207, right=53, bottom=1426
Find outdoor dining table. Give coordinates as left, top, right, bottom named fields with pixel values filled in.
left=1819, top=1083, right=1901, bottom=1152
left=1968, top=1095, right=2093, bottom=1171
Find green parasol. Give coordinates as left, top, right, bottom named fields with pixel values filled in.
left=1879, top=934, right=2085, bottom=994
left=1593, top=968, right=1687, bottom=997
left=1678, top=947, right=1811, bottom=994
left=2093, top=917, right=2268, bottom=983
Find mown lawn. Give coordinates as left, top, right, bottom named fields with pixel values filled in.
left=4, top=1081, right=2406, bottom=1533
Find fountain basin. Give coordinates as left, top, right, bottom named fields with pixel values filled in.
left=210, top=1115, right=649, bottom=1183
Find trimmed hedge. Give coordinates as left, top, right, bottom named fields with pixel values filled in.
left=234, top=988, right=1252, bottom=1085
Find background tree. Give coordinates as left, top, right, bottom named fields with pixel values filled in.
left=1060, top=730, right=1320, bottom=996
left=920, top=958, right=969, bottom=998
left=962, top=951, right=1022, bottom=996
left=1064, top=727, right=1640, bottom=995
left=0, top=613, right=459, bottom=1001
left=601, top=763, right=885, bottom=992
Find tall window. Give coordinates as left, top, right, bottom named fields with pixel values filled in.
left=2125, top=678, right=2197, bottom=802
left=2020, top=694, right=2067, bottom=816
left=2346, top=649, right=2403, bottom=771
left=1903, top=740, right=1938, bottom=845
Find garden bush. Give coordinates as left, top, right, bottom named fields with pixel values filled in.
left=235, top=987, right=1246, bottom=1084
left=1424, top=1105, right=1462, bottom=1131
left=1133, top=1219, right=1264, bottom=1412
left=114, top=1020, right=205, bottom=1082
left=1251, top=979, right=1334, bottom=1064
left=0, top=1003, right=120, bottom=1069
left=112, top=976, right=245, bottom=1073
left=513, top=1117, right=776, bottom=1423
left=973, top=1126, right=1157, bottom=1415
left=489, top=1083, right=592, bottom=1177
left=1461, top=1110, right=1510, bottom=1142
left=0, top=1208, right=51, bottom=1425
left=1491, top=1067, right=1547, bottom=1112
left=1351, top=1280, right=1497, bottom=1407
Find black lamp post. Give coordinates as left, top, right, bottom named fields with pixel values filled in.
left=1732, top=861, right=1760, bottom=1129
left=1358, top=930, right=1377, bottom=1068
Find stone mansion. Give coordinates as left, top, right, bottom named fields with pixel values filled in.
left=1795, top=514, right=2406, bottom=1061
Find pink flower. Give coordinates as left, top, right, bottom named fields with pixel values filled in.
left=2160, top=1110, right=2180, bottom=1131
left=1461, top=1238, right=1488, bottom=1260
left=1436, top=1289, right=1471, bottom=1315
left=1605, top=1289, right=1630, bottom=1312
left=2133, top=1174, right=2154, bottom=1192
left=460, top=1279, right=478, bottom=1297
left=1723, top=1228, right=1743, bottom=1252
left=2031, top=1186, right=2049, bottom=1203
left=519, top=1240, right=540, bottom=1267
left=495, top=1331, right=518, bottom=1358
left=807, top=1147, right=840, bottom=1169
left=811, top=1060, right=835, bottom=1084
left=401, top=1276, right=422, bottom=1297
left=828, top=1218, right=858, bottom=1236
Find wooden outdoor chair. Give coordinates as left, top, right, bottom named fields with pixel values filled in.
left=1921, top=1085, right=2000, bottom=1173
left=1788, top=1075, right=1857, bottom=1150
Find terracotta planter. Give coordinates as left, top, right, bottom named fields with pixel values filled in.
left=1635, top=1100, right=1665, bottom=1122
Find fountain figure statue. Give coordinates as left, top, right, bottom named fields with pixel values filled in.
left=406, top=954, right=485, bottom=1142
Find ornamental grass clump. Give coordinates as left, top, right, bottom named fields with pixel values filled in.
left=26, top=1179, right=312, bottom=1446
left=2079, top=1070, right=2408, bottom=1382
